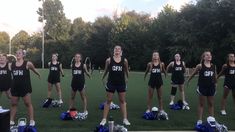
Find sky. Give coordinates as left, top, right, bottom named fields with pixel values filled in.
left=0, top=0, right=193, bottom=37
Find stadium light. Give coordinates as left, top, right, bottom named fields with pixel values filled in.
left=9, top=37, right=11, bottom=54
left=40, top=0, right=45, bottom=69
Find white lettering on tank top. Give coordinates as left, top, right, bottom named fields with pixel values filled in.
left=175, top=67, right=182, bottom=71
left=73, top=70, right=82, bottom=75
left=0, top=70, right=7, bottom=75
left=112, top=66, right=122, bottom=71
left=152, top=68, right=161, bottom=73
left=13, top=70, right=24, bottom=76
left=51, top=66, right=58, bottom=71
left=204, top=71, right=214, bottom=77
left=229, top=70, right=235, bottom=74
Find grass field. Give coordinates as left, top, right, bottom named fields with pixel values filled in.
left=1, top=69, right=235, bottom=131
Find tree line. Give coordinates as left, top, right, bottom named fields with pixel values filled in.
left=0, top=0, right=234, bottom=70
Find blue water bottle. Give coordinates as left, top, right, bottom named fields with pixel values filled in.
left=18, top=118, right=27, bottom=132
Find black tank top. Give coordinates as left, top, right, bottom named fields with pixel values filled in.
left=172, top=61, right=185, bottom=81
left=198, top=63, right=216, bottom=87
left=72, top=63, right=85, bottom=83
left=48, top=61, right=60, bottom=77
left=149, top=63, right=162, bottom=81
left=12, top=61, right=31, bottom=87
left=0, top=63, right=11, bottom=83
left=224, top=64, right=235, bottom=86
left=107, top=57, right=125, bottom=85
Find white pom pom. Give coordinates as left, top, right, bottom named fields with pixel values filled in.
left=151, top=107, right=158, bottom=112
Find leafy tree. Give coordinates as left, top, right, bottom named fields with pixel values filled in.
left=86, top=16, right=114, bottom=68
left=11, top=30, right=30, bottom=53
left=37, top=0, right=71, bottom=41
left=27, top=33, right=42, bottom=67
left=109, top=11, right=153, bottom=70
left=70, top=17, right=92, bottom=57
left=0, top=31, right=10, bottom=53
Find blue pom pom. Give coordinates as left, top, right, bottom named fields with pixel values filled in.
left=60, top=112, right=72, bottom=120
left=95, top=125, right=108, bottom=132
left=24, top=126, right=37, bottom=132
left=142, top=112, right=158, bottom=120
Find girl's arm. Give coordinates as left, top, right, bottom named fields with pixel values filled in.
left=59, top=63, right=65, bottom=77
left=166, top=61, right=174, bottom=73
left=214, top=65, right=218, bottom=84
left=187, top=64, right=201, bottom=83
left=124, top=58, right=129, bottom=80
left=27, top=61, right=40, bottom=79
left=161, top=62, right=167, bottom=78
left=102, top=58, right=110, bottom=81
left=84, top=64, right=91, bottom=78
left=144, top=62, right=151, bottom=80
left=217, top=64, right=226, bottom=79
left=8, top=62, right=12, bottom=71
left=182, top=61, right=187, bottom=73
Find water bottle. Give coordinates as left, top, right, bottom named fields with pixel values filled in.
left=120, top=126, right=128, bottom=132
left=108, top=116, right=114, bottom=132
left=18, top=118, right=26, bottom=132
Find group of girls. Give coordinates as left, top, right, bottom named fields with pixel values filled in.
left=0, top=49, right=40, bottom=126
left=0, top=46, right=234, bottom=127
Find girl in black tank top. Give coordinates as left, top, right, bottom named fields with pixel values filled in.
left=198, top=63, right=216, bottom=88
left=224, top=64, right=235, bottom=88
left=11, top=60, right=32, bottom=96
left=171, top=61, right=185, bottom=83
left=188, top=51, right=216, bottom=126
left=48, top=61, right=61, bottom=83
left=0, top=54, right=11, bottom=105
left=10, top=49, right=40, bottom=126
left=217, top=53, right=235, bottom=115
left=46, top=53, right=65, bottom=105
left=166, top=53, right=188, bottom=106
left=144, top=51, right=166, bottom=113
left=71, top=61, right=85, bottom=86
left=100, top=45, right=130, bottom=126
left=148, top=63, right=163, bottom=86
left=69, top=53, right=91, bottom=115
left=107, top=57, right=125, bottom=85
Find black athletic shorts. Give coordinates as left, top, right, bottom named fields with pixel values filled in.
left=148, top=80, right=163, bottom=89
left=105, top=83, right=126, bottom=93
left=48, top=75, right=60, bottom=84
left=197, top=85, right=216, bottom=96
left=0, top=79, right=11, bottom=92
left=224, top=81, right=235, bottom=91
left=71, top=82, right=85, bottom=92
left=11, top=86, right=32, bottom=97
left=171, top=79, right=184, bottom=85
left=0, top=83, right=10, bottom=92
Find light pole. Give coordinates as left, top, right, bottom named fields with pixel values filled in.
left=9, top=37, right=11, bottom=55
left=41, top=0, right=45, bottom=69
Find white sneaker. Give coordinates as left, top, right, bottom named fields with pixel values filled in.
left=29, top=120, right=35, bottom=126
left=183, top=101, right=188, bottom=106
left=10, top=120, right=15, bottom=126
left=58, top=99, right=63, bottom=104
left=83, top=110, right=88, bottom=116
left=100, top=118, right=107, bottom=126
left=221, top=110, right=227, bottom=116
left=146, top=109, right=151, bottom=113
left=197, top=120, right=202, bottom=126
left=169, top=101, right=174, bottom=105
left=123, top=118, right=131, bottom=126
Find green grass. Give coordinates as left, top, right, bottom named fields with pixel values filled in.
left=1, top=69, right=235, bottom=131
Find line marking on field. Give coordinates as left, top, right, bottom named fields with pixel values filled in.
left=129, top=131, right=235, bottom=132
